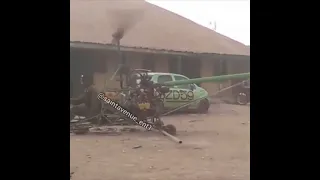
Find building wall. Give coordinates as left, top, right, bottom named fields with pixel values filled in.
left=199, top=55, right=250, bottom=97
left=154, top=55, right=169, bottom=72
left=200, top=58, right=220, bottom=96
left=227, top=57, right=250, bottom=95
left=71, top=47, right=249, bottom=99
left=93, top=51, right=143, bottom=91
left=92, top=52, right=172, bottom=91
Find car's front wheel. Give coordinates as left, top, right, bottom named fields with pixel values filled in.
left=197, top=99, right=210, bottom=114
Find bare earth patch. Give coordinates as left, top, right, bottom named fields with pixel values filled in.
left=70, top=104, right=250, bottom=180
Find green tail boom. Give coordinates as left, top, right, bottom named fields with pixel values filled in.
left=163, top=72, right=250, bottom=86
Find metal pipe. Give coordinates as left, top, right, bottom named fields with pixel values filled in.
left=159, top=130, right=182, bottom=144
left=164, top=72, right=250, bottom=86
left=116, top=40, right=124, bottom=89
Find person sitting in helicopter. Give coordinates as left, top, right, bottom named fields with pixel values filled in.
left=70, top=74, right=101, bottom=119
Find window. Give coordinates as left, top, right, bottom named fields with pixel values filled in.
left=157, top=75, right=173, bottom=84
left=168, top=57, right=180, bottom=74
left=93, top=50, right=108, bottom=73
left=221, top=60, right=227, bottom=75
left=174, top=75, right=190, bottom=89
left=122, top=52, right=127, bottom=64
left=213, top=59, right=227, bottom=76
left=95, top=59, right=107, bottom=73
left=142, top=57, right=155, bottom=71
left=114, top=52, right=127, bottom=72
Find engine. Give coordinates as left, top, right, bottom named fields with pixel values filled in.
left=124, top=69, right=169, bottom=120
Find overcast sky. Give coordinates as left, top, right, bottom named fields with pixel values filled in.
left=147, top=0, right=250, bottom=45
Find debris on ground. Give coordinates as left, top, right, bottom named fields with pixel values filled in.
left=189, top=119, right=204, bottom=122
left=132, top=145, right=142, bottom=149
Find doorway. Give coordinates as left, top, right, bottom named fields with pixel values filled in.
left=70, top=47, right=95, bottom=97
left=181, top=56, right=201, bottom=86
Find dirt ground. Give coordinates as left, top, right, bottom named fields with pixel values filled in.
left=70, top=104, right=250, bottom=180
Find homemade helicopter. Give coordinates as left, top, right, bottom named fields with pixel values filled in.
left=70, top=28, right=178, bottom=139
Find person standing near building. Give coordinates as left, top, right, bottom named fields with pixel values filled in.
left=70, top=74, right=101, bottom=119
